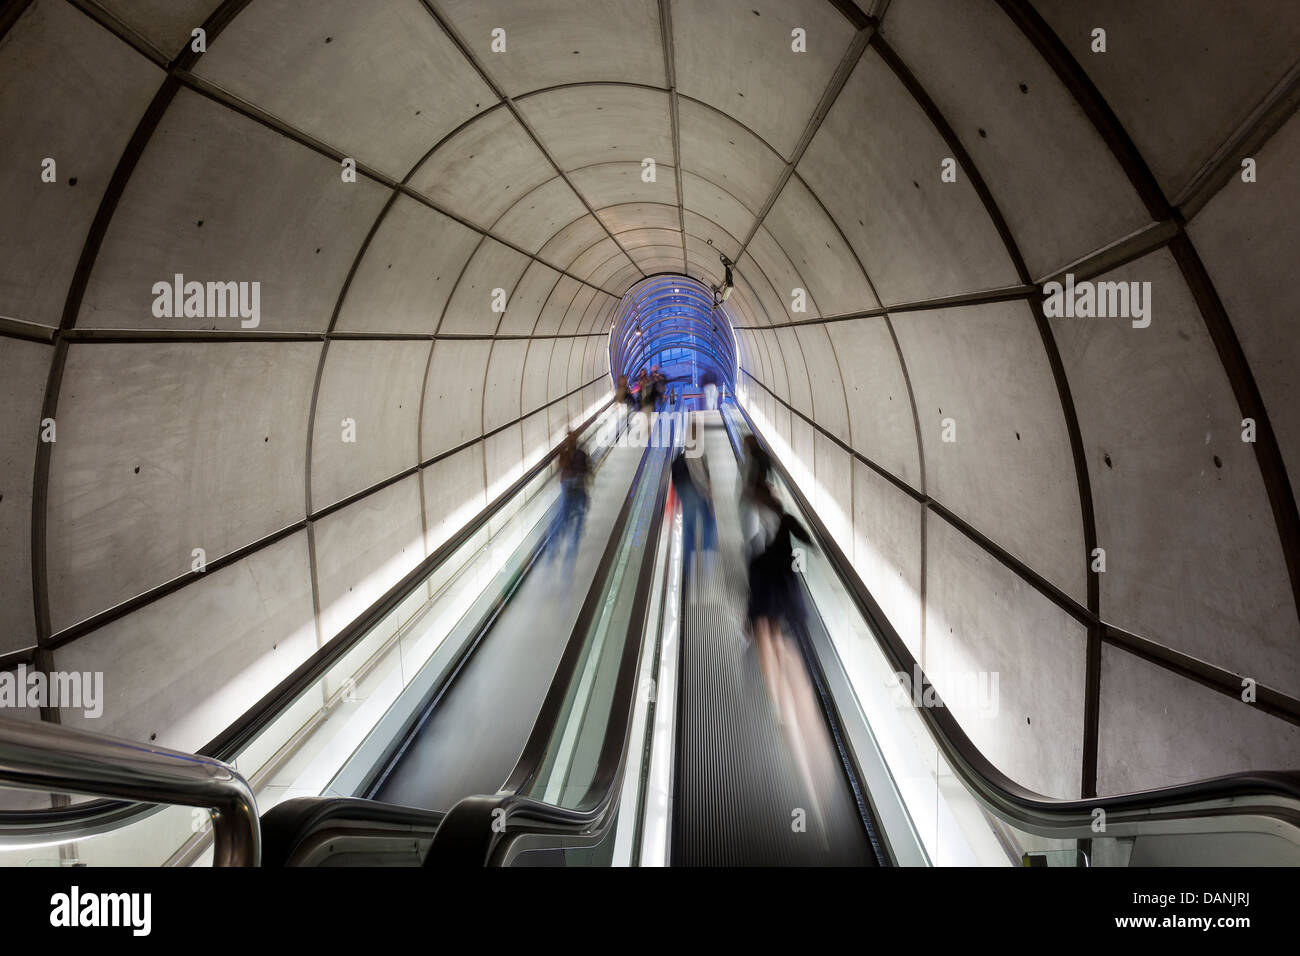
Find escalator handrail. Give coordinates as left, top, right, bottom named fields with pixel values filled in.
left=0, top=399, right=618, bottom=836
left=0, top=715, right=259, bottom=866
left=722, top=402, right=1300, bottom=839
left=260, top=796, right=444, bottom=867
left=426, top=416, right=676, bottom=864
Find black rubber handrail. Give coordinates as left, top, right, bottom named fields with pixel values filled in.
left=0, top=399, right=618, bottom=833
left=260, top=797, right=444, bottom=867
left=722, top=402, right=1300, bottom=840
left=425, top=417, right=675, bottom=865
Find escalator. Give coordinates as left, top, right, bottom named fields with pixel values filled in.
left=364, top=435, right=647, bottom=814
left=4, top=401, right=1299, bottom=867
left=672, top=418, right=881, bottom=866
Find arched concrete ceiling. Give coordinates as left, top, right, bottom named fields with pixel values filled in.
left=1, top=0, right=1299, bottom=798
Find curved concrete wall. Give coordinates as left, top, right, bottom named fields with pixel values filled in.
left=1, top=0, right=1297, bottom=799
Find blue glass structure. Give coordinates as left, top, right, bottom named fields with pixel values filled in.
left=608, top=275, right=738, bottom=406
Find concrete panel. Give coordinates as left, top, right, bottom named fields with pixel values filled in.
left=495, top=260, right=561, bottom=335
left=420, top=338, right=492, bottom=459
left=629, top=252, right=685, bottom=273
left=437, top=239, right=531, bottom=335
left=798, top=50, right=1019, bottom=306
left=684, top=249, right=724, bottom=288
left=736, top=329, right=768, bottom=385
left=194, top=0, right=495, bottom=178
left=438, top=0, right=665, bottom=96
left=556, top=285, right=598, bottom=336
left=335, top=195, right=480, bottom=334
left=0, top=338, right=50, bottom=653
left=483, top=339, right=529, bottom=432
left=792, top=325, right=850, bottom=443
left=886, top=0, right=1150, bottom=279
left=81, top=88, right=389, bottom=332
left=825, top=316, right=923, bottom=489
left=548, top=337, right=579, bottom=402
left=490, top=176, right=589, bottom=254
left=310, top=340, right=430, bottom=511
left=671, top=0, right=855, bottom=159
left=588, top=253, right=641, bottom=292
left=522, top=339, right=556, bottom=413
left=602, top=263, right=645, bottom=297
left=774, top=327, right=813, bottom=418
left=748, top=229, right=821, bottom=319
left=566, top=333, right=590, bottom=391
left=0, top=0, right=161, bottom=328
left=926, top=516, right=1087, bottom=798
left=54, top=530, right=316, bottom=752
left=484, top=423, right=524, bottom=501
left=1097, top=643, right=1300, bottom=794
left=728, top=274, right=775, bottom=328
left=314, top=473, right=424, bottom=641
left=1050, top=249, right=1300, bottom=696
left=1035, top=0, right=1300, bottom=200
left=756, top=327, right=790, bottom=400
left=46, top=342, right=319, bottom=632
left=94, top=0, right=223, bottom=57
left=538, top=215, right=609, bottom=272
left=517, top=85, right=673, bottom=171
left=1189, top=110, right=1300, bottom=505
left=678, top=99, right=785, bottom=214
left=422, top=441, right=486, bottom=553
left=407, top=107, right=552, bottom=229
left=894, top=299, right=1085, bottom=601
left=616, top=228, right=684, bottom=252
left=599, top=202, right=681, bottom=234
left=569, top=237, right=628, bottom=281
left=521, top=410, right=550, bottom=469
left=532, top=276, right=581, bottom=335
left=569, top=161, right=679, bottom=208
left=813, top=432, right=853, bottom=558
left=579, top=296, right=617, bottom=335
left=683, top=210, right=742, bottom=260
left=681, top=171, right=757, bottom=250
left=789, top=414, right=816, bottom=490
left=766, top=176, right=878, bottom=316
left=852, top=458, right=924, bottom=659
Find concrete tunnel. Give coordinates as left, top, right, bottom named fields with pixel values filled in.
left=1, top=0, right=1299, bottom=827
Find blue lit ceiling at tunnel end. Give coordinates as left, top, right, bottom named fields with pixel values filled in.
left=608, top=274, right=739, bottom=401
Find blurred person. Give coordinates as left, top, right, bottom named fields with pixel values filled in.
left=701, top=369, right=719, bottom=410
left=641, top=366, right=663, bottom=413
left=545, top=429, right=590, bottom=576
left=671, top=443, right=717, bottom=579
left=738, top=433, right=773, bottom=538
left=743, top=479, right=828, bottom=835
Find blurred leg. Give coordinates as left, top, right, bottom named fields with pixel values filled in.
left=681, top=492, right=698, bottom=576
left=754, top=616, right=781, bottom=711
left=773, top=626, right=828, bottom=839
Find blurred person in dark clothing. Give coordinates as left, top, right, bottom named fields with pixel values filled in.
left=671, top=444, right=717, bottom=578
left=545, top=429, right=590, bottom=576
left=743, top=475, right=827, bottom=833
